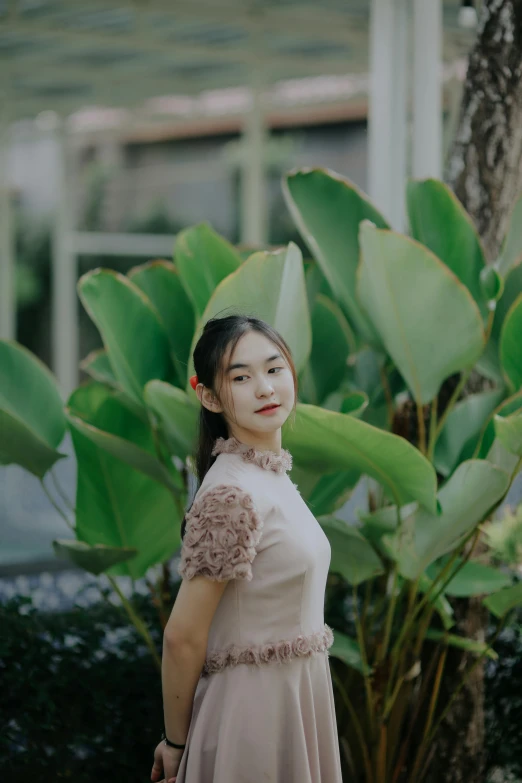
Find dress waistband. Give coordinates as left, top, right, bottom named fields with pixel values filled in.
left=202, top=624, right=334, bottom=677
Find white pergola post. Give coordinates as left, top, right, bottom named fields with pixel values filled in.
left=412, top=0, right=443, bottom=179
left=52, top=122, right=78, bottom=397
left=368, top=0, right=409, bottom=230
left=0, top=104, right=15, bottom=341
left=241, top=71, right=267, bottom=246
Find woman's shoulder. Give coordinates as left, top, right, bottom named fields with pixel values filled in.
left=180, top=477, right=264, bottom=583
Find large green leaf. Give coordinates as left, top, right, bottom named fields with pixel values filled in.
left=188, top=242, right=311, bottom=385
left=305, top=260, right=335, bottom=313
left=480, top=265, right=504, bottom=304
left=406, top=179, right=487, bottom=314
left=299, top=294, right=354, bottom=405
left=492, top=262, right=522, bottom=345
left=66, top=401, right=181, bottom=493
left=434, top=387, right=506, bottom=476
left=350, top=348, right=385, bottom=399
left=80, top=349, right=119, bottom=388
left=319, top=516, right=384, bottom=585
left=306, top=469, right=360, bottom=516
left=427, top=559, right=512, bottom=597
left=68, top=383, right=182, bottom=579
left=485, top=438, right=521, bottom=479
left=129, top=260, right=195, bottom=387
left=478, top=261, right=522, bottom=382
left=329, top=630, right=369, bottom=674
left=494, top=410, right=522, bottom=456
left=484, top=582, right=522, bottom=619
left=283, top=168, right=388, bottom=341
left=497, top=192, right=522, bottom=277
left=175, top=223, right=241, bottom=318
left=358, top=503, right=416, bottom=538
left=358, top=223, right=485, bottom=405
left=291, top=462, right=360, bottom=517
left=53, top=540, right=138, bottom=576
left=144, top=380, right=199, bottom=461
left=0, top=340, right=66, bottom=477
left=283, top=403, right=438, bottom=513
left=341, top=392, right=369, bottom=417
left=475, top=391, right=522, bottom=459
left=384, top=460, right=511, bottom=579
left=0, top=410, right=65, bottom=479
left=321, top=389, right=367, bottom=416
left=78, top=270, right=175, bottom=405
left=500, top=292, right=522, bottom=391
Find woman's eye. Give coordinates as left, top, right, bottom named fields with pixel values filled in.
left=233, top=367, right=283, bottom=382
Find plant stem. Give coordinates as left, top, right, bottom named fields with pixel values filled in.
left=331, top=668, right=374, bottom=783
left=382, top=673, right=405, bottom=722
left=485, top=307, right=495, bottom=342
left=390, top=527, right=477, bottom=666
left=107, top=574, right=162, bottom=672
left=390, top=644, right=442, bottom=783
left=408, top=645, right=448, bottom=783
left=50, top=468, right=76, bottom=514
left=379, top=364, right=395, bottom=431
left=353, top=584, right=375, bottom=727
left=427, top=396, right=438, bottom=463
left=40, top=480, right=75, bottom=531
left=378, top=566, right=398, bottom=664
left=376, top=724, right=387, bottom=783
left=424, top=645, right=448, bottom=741
left=413, top=607, right=434, bottom=659
left=361, top=577, right=374, bottom=629
left=418, top=616, right=508, bottom=779
left=425, top=527, right=481, bottom=611
left=432, top=367, right=473, bottom=448
left=416, top=399, right=426, bottom=455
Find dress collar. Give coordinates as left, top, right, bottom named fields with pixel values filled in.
left=212, top=436, right=292, bottom=475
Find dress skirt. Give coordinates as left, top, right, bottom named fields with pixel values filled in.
left=175, top=652, right=343, bottom=783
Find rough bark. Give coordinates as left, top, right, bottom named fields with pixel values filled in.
left=425, top=4, right=522, bottom=781
left=447, top=0, right=522, bottom=262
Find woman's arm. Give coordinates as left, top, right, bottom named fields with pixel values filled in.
left=161, top=575, right=229, bottom=745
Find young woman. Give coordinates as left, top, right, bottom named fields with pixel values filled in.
left=151, top=314, right=342, bottom=783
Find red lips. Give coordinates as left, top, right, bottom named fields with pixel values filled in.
left=256, top=403, right=280, bottom=412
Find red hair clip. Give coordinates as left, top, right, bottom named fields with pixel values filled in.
left=189, top=374, right=199, bottom=391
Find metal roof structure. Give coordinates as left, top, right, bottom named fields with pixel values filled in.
left=0, top=0, right=474, bottom=124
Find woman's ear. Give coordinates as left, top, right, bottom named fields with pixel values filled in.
left=197, top=384, right=224, bottom=414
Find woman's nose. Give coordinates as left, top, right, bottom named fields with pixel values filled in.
left=256, top=377, right=274, bottom=395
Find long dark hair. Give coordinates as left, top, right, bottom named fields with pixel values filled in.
left=180, top=314, right=298, bottom=539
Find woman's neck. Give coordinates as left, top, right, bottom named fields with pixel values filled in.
left=226, top=428, right=282, bottom=455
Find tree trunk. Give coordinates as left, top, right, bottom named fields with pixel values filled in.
left=447, top=0, right=522, bottom=262
left=426, top=3, right=522, bottom=781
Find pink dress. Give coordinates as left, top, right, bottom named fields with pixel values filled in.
left=174, top=436, right=342, bottom=783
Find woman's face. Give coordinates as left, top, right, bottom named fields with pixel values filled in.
left=214, top=330, right=295, bottom=437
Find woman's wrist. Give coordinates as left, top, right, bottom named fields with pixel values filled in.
left=161, top=731, right=186, bottom=750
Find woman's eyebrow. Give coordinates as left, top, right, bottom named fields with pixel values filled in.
left=226, top=353, right=282, bottom=372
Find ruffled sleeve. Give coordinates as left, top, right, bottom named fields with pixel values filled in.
left=178, top=484, right=263, bottom=582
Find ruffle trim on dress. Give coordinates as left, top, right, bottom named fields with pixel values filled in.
left=202, top=624, right=334, bottom=676
left=178, top=484, right=263, bottom=582
left=212, top=436, right=292, bottom=475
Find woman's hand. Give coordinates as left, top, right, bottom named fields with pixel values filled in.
left=151, top=740, right=185, bottom=783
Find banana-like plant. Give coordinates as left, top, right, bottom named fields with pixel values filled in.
left=282, top=169, right=522, bottom=781
left=1, top=173, right=522, bottom=780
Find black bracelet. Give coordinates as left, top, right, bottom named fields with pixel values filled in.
left=161, top=731, right=186, bottom=750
